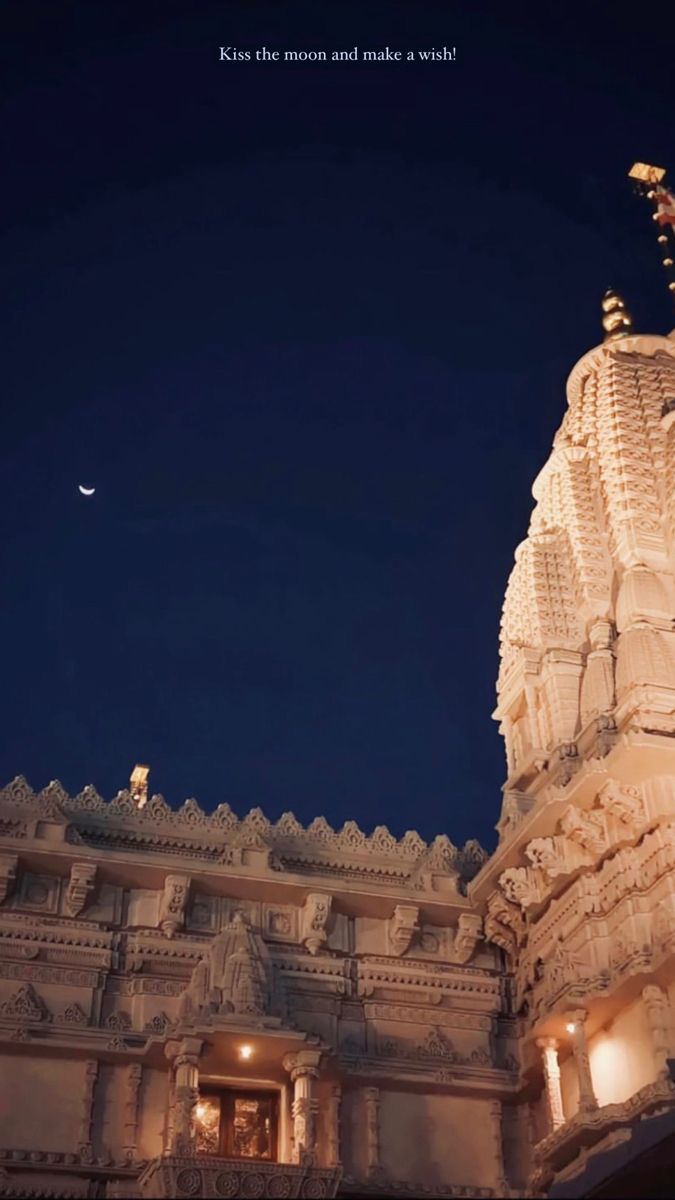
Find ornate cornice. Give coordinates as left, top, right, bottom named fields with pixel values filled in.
left=0, top=778, right=486, bottom=887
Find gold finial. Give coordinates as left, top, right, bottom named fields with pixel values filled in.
left=130, top=763, right=150, bottom=808
left=602, top=288, right=633, bottom=341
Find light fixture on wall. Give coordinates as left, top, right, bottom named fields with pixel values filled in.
left=565, top=1021, right=576, bottom=1034
left=239, top=1044, right=253, bottom=1060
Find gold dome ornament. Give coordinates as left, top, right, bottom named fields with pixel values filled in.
left=601, top=288, right=634, bottom=341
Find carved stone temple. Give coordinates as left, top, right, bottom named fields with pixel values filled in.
left=2, top=305, right=675, bottom=1199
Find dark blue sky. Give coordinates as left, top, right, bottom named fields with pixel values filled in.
left=1, top=0, right=673, bottom=849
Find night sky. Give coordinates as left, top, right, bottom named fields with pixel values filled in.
left=1, top=1, right=673, bottom=851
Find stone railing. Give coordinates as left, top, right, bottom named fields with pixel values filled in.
left=531, top=1070, right=675, bottom=1195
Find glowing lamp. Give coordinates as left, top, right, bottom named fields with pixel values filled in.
left=565, top=1022, right=576, bottom=1034
left=239, top=1044, right=253, bottom=1060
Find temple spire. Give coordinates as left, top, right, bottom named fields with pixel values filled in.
left=601, top=287, right=633, bottom=342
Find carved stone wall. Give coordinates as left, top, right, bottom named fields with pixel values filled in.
left=0, top=777, right=507, bottom=1199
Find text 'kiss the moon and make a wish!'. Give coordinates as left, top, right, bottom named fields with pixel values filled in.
left=219, top=46, right=457, bottom=63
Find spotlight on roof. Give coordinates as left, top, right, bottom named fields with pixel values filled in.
left=628, top=162, right=666, bottom=185
left=130, top=764, right=150, bottom=808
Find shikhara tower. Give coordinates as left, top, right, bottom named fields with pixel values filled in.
left=3, top=214, right=675, bottom=1198
left=472, top=287, right=675, bottom=1194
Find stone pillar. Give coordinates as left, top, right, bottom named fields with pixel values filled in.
left=283, top=1050, right=322, bottom=1164
left=123, top=1064, right=143, bottom=1163
left=489, top=1099, right=509, bottom=1194
left=364, top=1087, right=380, bottom=1177
left=166, top=1037, right=203, bottom=1154
left=536, top=1037, right=564, bottom=1131
left=78, top=1059, right=98, bottom=1163
left=642, top=984, right=673, bottom=1079
left=327, top=1083, right=341, bottom=1167
left=568, top=1010, right=597, bottom=1113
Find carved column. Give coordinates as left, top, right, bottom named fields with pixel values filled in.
left=78, top=1060, right=98, bottom=1162
left=283, top=1050, right=322, bottom=1163
left=166, top=1037, right=203, bottom=1154
left=364, top=1087, right=380, bottom=1177
left=642, top=984, right=673, bottom=1078
left=536, top=1037, right=564, bottom=1131
left=568, top=1011, right=597, bottom=1113
left=489, top=1099, right=509, bottom=1194
left=327, top=1083, right=341, bottom=1167
left=123, top=1064, right=143, bottom=1163
left=165, top=1067, right=176, bottom=1153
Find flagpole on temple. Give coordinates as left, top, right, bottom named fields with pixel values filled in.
left=628, top=162, right=675, bottom=307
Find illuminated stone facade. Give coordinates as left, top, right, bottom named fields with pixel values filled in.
left=474, top=323, right=675, bottom=1195
left=1, top=323, right=675, bottom=1198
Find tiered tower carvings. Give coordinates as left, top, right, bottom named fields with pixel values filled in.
left=472, top=312, right=675, bottom=1193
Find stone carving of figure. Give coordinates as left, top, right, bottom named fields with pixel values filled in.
left=223, top=945, right=267, bottom=1015
left=177, top=911, right=272, bottom=1022
left=177, top=958, right=211, bottom=1023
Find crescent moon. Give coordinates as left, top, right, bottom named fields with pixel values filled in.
left=78, top=484, right=96, bottom=496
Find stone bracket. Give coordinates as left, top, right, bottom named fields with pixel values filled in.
left=452, top=912, right=482, bottom=963
left=64, top=862, right=97, bottom=918
left=388, top=904, right=420, bottom=957
left=301, top=893, right=333, bottom=955
left=159, top=874, right=191, bottom=938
